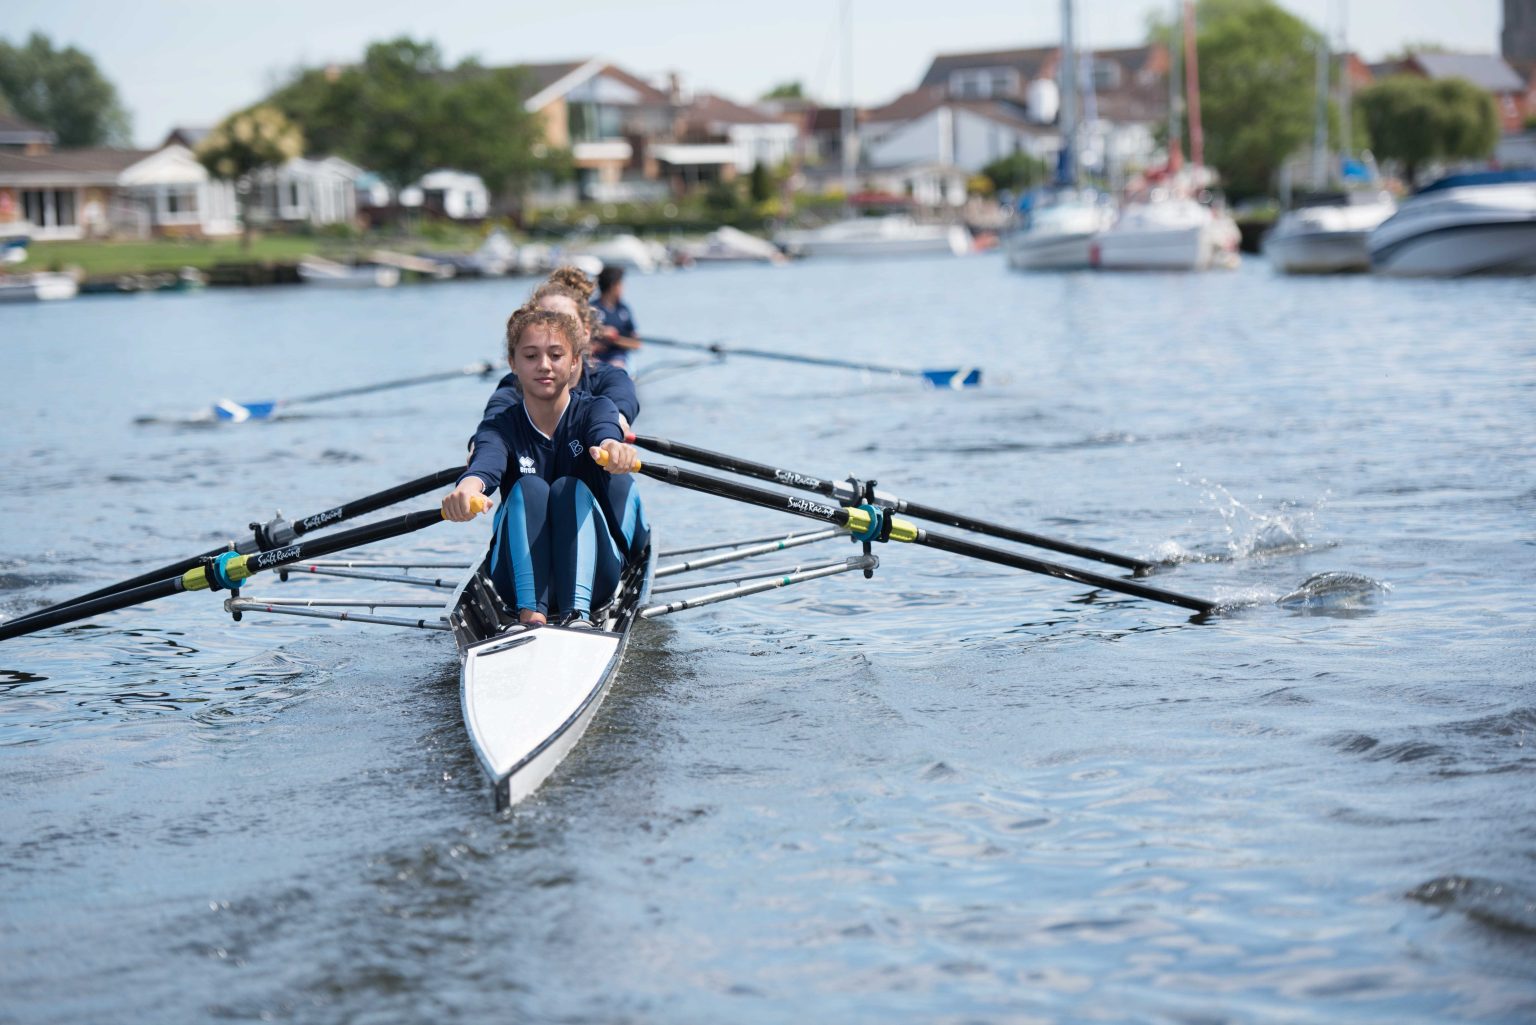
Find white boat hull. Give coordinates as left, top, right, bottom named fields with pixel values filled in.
left=1371, top=221, right=1536, bottom=277
left=0, top=272, right=79, bottom=302
left=1264, top=229, right=1372, bottom=274
left=778, top=217, right=970, bottom=259
left=297, top=261, right=401, bottom=288
left=1007, top=230, right=1097, bottom=271
left=450, top=542, right=654, bottom=810
left=1369, top=176, right=1536, bottom=277
left=1094, top=223, right=1223, bottom=271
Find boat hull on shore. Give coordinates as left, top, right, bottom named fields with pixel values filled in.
left=0, top=271, right=79, bottom=302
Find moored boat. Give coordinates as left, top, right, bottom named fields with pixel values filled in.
left=0, top=271, right=79, bottom=303
left=1264, top=191, right=1396, bottom=274
left=777, top=215, right=970, bottom=259
left=1093, top=191, right=1239, bottom=271
left=297, top=257, right=401, bottom=288
left=1368, top=170, right=1536, bottom=277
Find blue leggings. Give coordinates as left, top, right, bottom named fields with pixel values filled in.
left=489, top=475, right=647, bottom=617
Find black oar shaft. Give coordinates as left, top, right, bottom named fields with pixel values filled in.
left=10, top=468, right=461, bottom=627
left=644, top=337, right=920, bottom=378
left=916, top=530, right=1214, bottom=614
left=634, top=459, right=1212, bottom=615
left=632, top=434, right=1155, bottom=574
left=0, top=508, right=450, bottom=642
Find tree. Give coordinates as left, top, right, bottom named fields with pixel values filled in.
left=196, top=106, right=304, bottom=248
left=748, top=161, right=773, bottom=204
left=761, top=81, right=805, bottom=100
left=0, top=32, right=131, bottom=146
left=1356, top=75, right=1500, bottom=185
left=266, top=37, right=556, bottom=210
left=1148, top=0, right=1320, bottom=199
left=980, top=151, right=1048, bottom=194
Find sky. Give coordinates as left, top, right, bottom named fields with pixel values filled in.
left=5, top=0, right=1510, bottom=148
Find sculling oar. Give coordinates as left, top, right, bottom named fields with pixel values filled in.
left=598, top=453, right=1214, bottom=615
left=7, top=467, right=463, bottom=628
left=138, top=361, right=498, bottom=424
left=0, top=498, right=488, bottom=642
left=642, top=336, right=981, bottom=389
left=628, top=434, right=1157, bottom=576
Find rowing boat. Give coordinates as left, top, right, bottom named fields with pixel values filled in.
left=2, top=438, right=1232, bottom=813
left=446, top=542, right=655, bottom=811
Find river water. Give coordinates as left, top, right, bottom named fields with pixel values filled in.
left=1, top=255, right=1532, bottom=1024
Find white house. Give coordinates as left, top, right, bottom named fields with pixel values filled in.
left=246, top=156, right=364, bottom=227
left=862, top=89, right=1058, bottom=173
left=0, top=143, right=238, bottom=240
left=400, top=169, right=489, bottom=220
left=687, top=93, right=800, bottom=172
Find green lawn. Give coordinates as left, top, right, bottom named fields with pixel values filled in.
left=26, top=228, right=489, bottom=277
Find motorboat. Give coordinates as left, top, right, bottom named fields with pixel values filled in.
left=1093, top=189, right=1239, bottom=271
left=1007, top=190, right=1115, bottom=271
left=0, top=271, right=79, bottom=303
left=297, top=258, right=400, bottom=288
left=567, top=233, right=667, bottom=273
left=777, top=215, right=971, bottom=259
left=1264, top=191, right=1396, bottom=274
left=1368, top=170, right=1536, bottom=277
left=675, top=226, right=785, bottom=265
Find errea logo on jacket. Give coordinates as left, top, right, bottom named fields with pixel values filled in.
left=518, top=455, right=537, bottom=475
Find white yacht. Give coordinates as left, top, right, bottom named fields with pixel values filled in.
left=777, top=215, right=971, bottom=259
left=1094, top=187, right=1240, bottom=271
left=1264, top=191, right=1396, bottom=274
left=1007, top=191, right=1115, bottom=271
left=1368, top=170, right=1536, bottom=277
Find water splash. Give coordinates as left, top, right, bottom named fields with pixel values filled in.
left=1160, top=475, right=1331, bottom=565
left=1275, top=571, right=1391, bottom=611
left=1409, top=876, right=1536, bottom=935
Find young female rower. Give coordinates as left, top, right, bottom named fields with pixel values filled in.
left=444, top=309, right=647, bottom=628
left=478, top=267, right=639, bottom=431
left=591, top=264, right=642, bottom=370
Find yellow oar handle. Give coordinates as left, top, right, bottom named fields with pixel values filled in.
left=469, top=494, right=491, bottom=516
left=591, top=447, right=642, bottom=471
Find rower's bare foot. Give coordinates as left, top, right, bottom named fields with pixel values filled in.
left=518, top=609, right=547, bottom=626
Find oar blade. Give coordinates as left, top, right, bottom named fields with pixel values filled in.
left=213, top=399, right=280, bottom=423
left=921, top=368, right=983, bottom=389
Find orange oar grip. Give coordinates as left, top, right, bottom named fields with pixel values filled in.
left=592, top=447, right=642, bottom=471
left=469, top=494, right=491, bottom=515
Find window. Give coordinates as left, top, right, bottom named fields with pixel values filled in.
left=164, top=186, right=199, bottom=218
left=20, top=189, right=79, bottom=227
left=949, top=68, right=1015, bottom=99
left=288, top=182, right=301, bottom=209
left=1091, top=59, right=1123, bottom=91
left=569, top=103, right=625, bottom=142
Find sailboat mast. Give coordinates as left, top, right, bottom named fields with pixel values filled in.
left=1182, top=0, right=1204, bottom=168
left=1167, top=0, right=1184, bottom=171
left=840, top=0, right=855, bottom=199
left=1058, top=0, right=1078, bottom=188
left=1338, top=0, right=1353, bottom=161
left=1311, top=26, right=1330, bottom=187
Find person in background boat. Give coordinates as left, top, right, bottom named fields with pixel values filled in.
left=444, top=309, right=648, bottom=629
left=478, top=267, right=640, bottom=433
left=590, top=265, right=642, bottom=370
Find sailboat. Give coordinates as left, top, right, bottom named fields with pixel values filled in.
left=1264, top=8, right=1394, bottom=274
left=1006, top=0, right=1116, bottom=272
left=1094, top=0, right=1240, bottom=271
